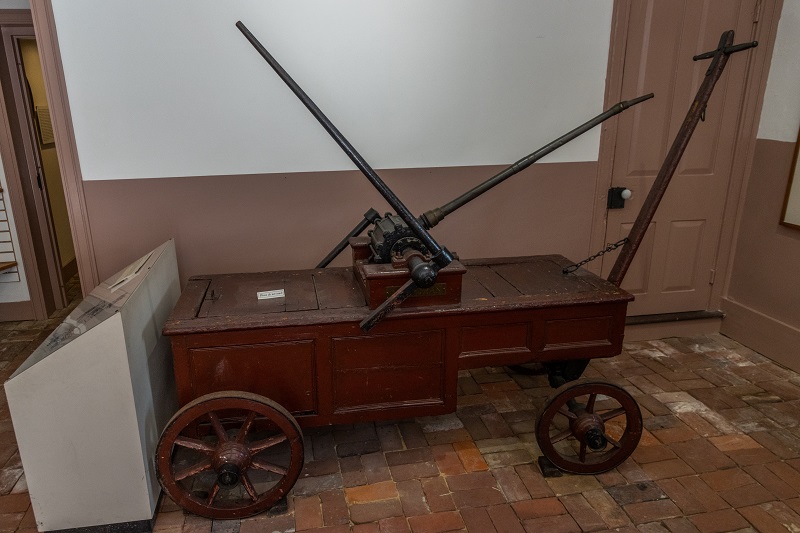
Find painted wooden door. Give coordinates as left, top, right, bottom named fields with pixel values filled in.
left=602, top=0, right=760, bottom=315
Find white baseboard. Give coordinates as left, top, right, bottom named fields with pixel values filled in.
left=624, top=318, right=722, bottom=342
left=720, top=298, right=800, bottom=373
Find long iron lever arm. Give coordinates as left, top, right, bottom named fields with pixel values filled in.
left=237, top=21, right=454, bottom=330
left=420, top=93, right=654, bottom=229
left=317, top=93, right=654, bottom=267
left=236, top=21, right=454, bottom=272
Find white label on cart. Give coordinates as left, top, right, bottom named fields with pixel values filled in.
left=257, top=289, right=285, bottom=300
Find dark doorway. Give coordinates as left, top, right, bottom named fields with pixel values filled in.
left=0, top=19, right=76, bottom=320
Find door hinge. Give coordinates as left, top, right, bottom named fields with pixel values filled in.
left=709, top=269, right=716, bottom=285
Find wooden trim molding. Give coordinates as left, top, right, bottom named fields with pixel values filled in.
left=720, top=297, right=800, bottom=373
left=714, top=0, right=784, bottom=308
left=29, top=0, right=98, bottom=295
left=0, top=10, right=48, bottom=319
left=0, top=10, right=30, bottom=25
left=589, top=0, right=631, bottom=276
left=625, top=318, right=722, bottom=342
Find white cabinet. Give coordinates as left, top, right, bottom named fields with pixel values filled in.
left=5, top=240, right=180, bottom=531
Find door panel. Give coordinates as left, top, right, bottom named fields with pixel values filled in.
left=662, top=220, right=705, bottom=292
left=602, top=0, right=758, bottom=315
left=613, top=222, right=655, bottom=296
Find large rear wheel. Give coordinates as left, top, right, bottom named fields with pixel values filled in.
left=156, top=391, right=304, bottom=519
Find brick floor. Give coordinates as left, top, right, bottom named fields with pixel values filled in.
left=1, top=279, right=800, bottom=531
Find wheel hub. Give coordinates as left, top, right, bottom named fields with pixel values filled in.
left=217, top=463, right=240, bottom=486
left=571, top=413, right=607, bottom=450
left=584, top=428, right=608, bottom=450
left=212, top=441, right=250, bottom=486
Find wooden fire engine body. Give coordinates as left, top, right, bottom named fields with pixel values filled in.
left=164, top=253, right=630, bottom=427
left=157, top=242, right=640, bottom=519
left=154, top=26, right=756, bottom=520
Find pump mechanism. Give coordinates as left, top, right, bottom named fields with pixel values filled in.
left=236, top=22, right=655, bottom=330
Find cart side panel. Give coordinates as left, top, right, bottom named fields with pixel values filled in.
left=331, top=329, right=446, bottom=413
left=168, top=320, right=458, bottom=427
left=171, top=335, right=194, bottom=407
left=460, top=322, right=532, bottom=368
left=540, top=304, right=626, bottom=356
left=187, top=340, right=317, bottom=415
left=457, top=303, right=628, bottom=370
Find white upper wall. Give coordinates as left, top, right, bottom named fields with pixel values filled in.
left=51, top=1, right=613, bottom=181
left=758, top=0, right=800, bottom=142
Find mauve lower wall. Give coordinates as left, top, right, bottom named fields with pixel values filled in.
left=727, top=140, right=800, bottom=326
left=722, top=139, right=800, bottom=372
left=719, top=0, right=800, bottom=372
left=82, top=162, right=597, bottom=285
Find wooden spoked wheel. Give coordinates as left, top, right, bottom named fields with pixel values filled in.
left=536, top=380, right=642, bottom=474
left=156, top=391, right=304, bottom=519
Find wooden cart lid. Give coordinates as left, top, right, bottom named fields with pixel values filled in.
left=164, top=255, right=632, bottom=335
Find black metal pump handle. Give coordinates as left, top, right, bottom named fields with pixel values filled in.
left=236, top=21, right=454, bottom=271
left=316, top=209, right=381, bottom=269
left=317, top=93, right=654, bottom=267
left=421, top=93, right=654, bottom=229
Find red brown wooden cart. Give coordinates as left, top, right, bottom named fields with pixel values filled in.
left=159, top=252, right=638, bottom=519
left=154, top=26, right=756, bottom=519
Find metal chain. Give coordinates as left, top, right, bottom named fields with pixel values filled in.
left=562, top=238, right=629, bottom=274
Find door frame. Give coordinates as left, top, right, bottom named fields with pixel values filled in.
left=3, top=25, right=67, bottom=312
left=589, top=0, right=783, bottom=313
left=29, top=0, right=98, bottom=296
left=0, top=10, right=44, bottom=320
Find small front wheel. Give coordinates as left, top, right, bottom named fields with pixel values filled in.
left=536, top=380, right=641, bottom=474
left=156, top=391, right=304, bottom=519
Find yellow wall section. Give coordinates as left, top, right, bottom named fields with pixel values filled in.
left=19, top=38, right=74, bottom=268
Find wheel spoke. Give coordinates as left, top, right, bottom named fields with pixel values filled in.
left=241, top=472, right=259, bottom=502
left=174, top=458, right=212, bottom=481
left=557, top=406, right=577, bottom=420
left=207, top=482, right=220, bottom=505
left=158, top=393, right=306, bottom=519
left=600, top=407, right=626, bottom=421
left=174, top=436, right=214, bottom=453
left=536, top=382, right=642, bottom=475
left=251, top=457, right=288, bottom=476
left=208, top=411, right=228, bottom=442
left=236, top=412, right=257, bottom=443
left=250, top=434, right=288, bottom=453
left=586, top=393, right=597, bottom=414
left=550, top=428, right=574, bottom=444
